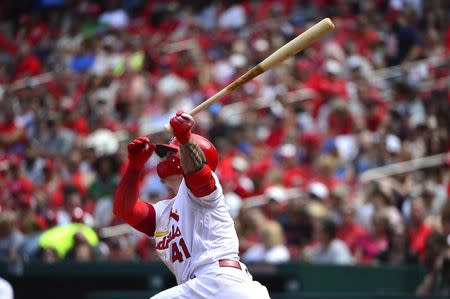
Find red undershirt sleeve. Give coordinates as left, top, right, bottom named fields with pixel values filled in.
left=184, top=164, right=216, bottom=197
left=113, top=167, right=156, bottom=236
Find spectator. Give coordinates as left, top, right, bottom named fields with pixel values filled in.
left=0, top=211, right=23, bottom=261
left=236, top=208, right=266, bottom=255
left=281, top=200, right=314, bottom=251
left=354, top=212, right=390, bottom=264
left=56, top=184, right=94, bottom=226
left=218, top=3, right=247, bottom=29
left=377, top=226, right=418, bottom=265
left=98, top=1, right=129, bottom=29
left=0, top=105, right=27, bottom=154
left=17, top=194, right=45, bottom=234
left=303, top=218, right=353, bottom=265
left=14, top=42, right=42, bottom=80
left=6, top=156, right=35, bottom=206
left=39, top=159, right=63, bottom=208
left=32, top=112, right=75, bottom=157
left=105, top=236, right=136, bottom=261
left=407, top=198, right=434, bottom=259
left=65, top=231, right=95, bottom=262
left=279, top=143, right=307, bottom=188
left=307, top=182, right=330, bottom=203
left=262, top=185, right=291, bottom=222
left=370, top=186, right=403, bottom=229
left=87, top=154, right=120, bottom=201
left=337, top=202, right=367, bottom=254
left=312, top=155, right=342, bottom=191
left=242, top=220, right=290, bottom=264
left=230, top=155, right=254, bottom=198
left=403, top=181, right=447, bottom=227
left=386, top=12, right=423, bottom=66
left=37, top=246, right=59, bottom=263
left=416, top=232, right=449, bottom=296
left=357, top=182, right=402, bottom=230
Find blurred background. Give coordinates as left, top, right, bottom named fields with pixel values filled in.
left=0, top=0, right=448, bottom=298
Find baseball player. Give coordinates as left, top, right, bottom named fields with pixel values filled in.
left=113, top=111, right=271, bottom=298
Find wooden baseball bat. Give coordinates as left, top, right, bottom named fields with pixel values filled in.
left=165, top=18, right=335, bottom=132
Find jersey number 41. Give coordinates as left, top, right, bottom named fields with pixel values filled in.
left=171, top=238, right=191, bottom=263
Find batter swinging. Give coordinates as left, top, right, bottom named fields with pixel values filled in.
left=113, top=111, right=271, bottom=299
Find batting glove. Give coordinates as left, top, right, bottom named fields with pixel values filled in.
left=127, top=136, right=156, bottom=171
left=170, top=111, right=194, bottom=144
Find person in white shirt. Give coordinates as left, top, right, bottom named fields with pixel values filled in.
left=304, top=218, right=353, bottom=265
left=243, top=220, right=290, bottom=264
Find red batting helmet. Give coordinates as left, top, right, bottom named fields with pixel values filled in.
left=155, top=134, right=218, bottom=179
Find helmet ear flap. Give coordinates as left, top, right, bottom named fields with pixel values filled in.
left=157, top=154, right=183, bottom=179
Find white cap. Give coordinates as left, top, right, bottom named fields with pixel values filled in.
left=308, top=182, right=329, bottom=199
left=324, top=59, right=342, bottom=75
left=386, top=134, right=401, bottom=153
left=347, top=56, right=362, bottom=69
left=229, top=53, right=247, bottom=68
left=85, top=129, right=119, bottom=156
left=224, top=192, right=242, bottom=219
left=279, top=144, right=296, bottom=158
left=253, top=38, right=269, bottom=52
left=265, top=185, right=288, bottom=202
left=213, top=61, right=235, bottom=84
left=231, top=156, right=249, bottom=172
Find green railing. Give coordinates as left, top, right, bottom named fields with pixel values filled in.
left=0, top=261, right=428, bottom=299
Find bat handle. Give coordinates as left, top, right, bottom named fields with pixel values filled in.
left=164, top=89, right=227, bottom=133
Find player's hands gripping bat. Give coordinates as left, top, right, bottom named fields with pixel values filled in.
left=170, top=111, right=195, bottom=144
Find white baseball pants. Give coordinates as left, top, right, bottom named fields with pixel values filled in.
left=150, top=262, right=271, bottom=299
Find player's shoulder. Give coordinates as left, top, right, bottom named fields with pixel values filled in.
left=153, top=198, right=175, bottom=215
left=154, top=198, right=173, bottom=207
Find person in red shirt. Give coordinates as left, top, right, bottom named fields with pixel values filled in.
left=311, top=155, right=342, bottom=191
left=298, top=132, right=321, bottom=168
left=264, top=116, right=288, bottom=149
left=321, top=60, right=348, bottom=100
left=327, top=100, right=354, bottom=135
left=337, top=202, right=366, bottom=253
left=14, top=42, right=42, bottom=80
left=0, top=107, right=27, bottom=154
left=0, top=155, right=33, bottom=211
left=354, top=212, right=390, bottom=264
left=6, top=156, right=34, bottom=202
left=62, top=107, right=90, bottom=136
left=364, top=99, right=387, bottom=132
left=40, top=159, right=64, bottom=208
left=407, top=198, right=434, bottom=260
left=279, top=144, right=307, bottom=189
left=16, top=194, right=46, bottom=234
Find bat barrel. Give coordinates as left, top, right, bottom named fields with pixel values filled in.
left=163, top=18, right=335, bottom=133
left=259, top=18, right=335, bottom=71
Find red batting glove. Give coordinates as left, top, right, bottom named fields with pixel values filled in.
left=127, top=136, right=156, bottom=171
left=169, top=111, right=194, bottom=144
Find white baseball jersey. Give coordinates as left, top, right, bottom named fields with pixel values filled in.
left=152, top=173, right=240, bottom=284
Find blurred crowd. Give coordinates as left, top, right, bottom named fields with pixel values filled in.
left=0, top=0, right=449, bottom=292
